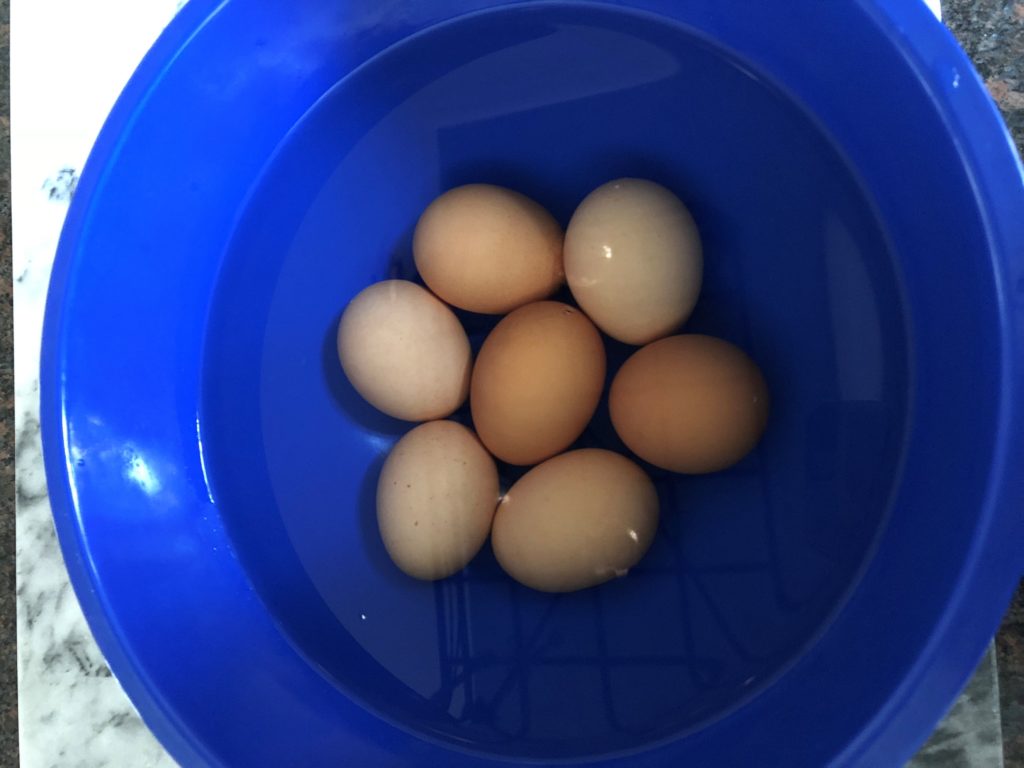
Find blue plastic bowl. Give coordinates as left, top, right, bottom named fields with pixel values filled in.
left=41, top=1, right=1024, bottom=766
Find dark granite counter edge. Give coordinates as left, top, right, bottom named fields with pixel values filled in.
left=1, top=0, right=16, bottom=761
left=944, top=3, right=1024, bottom=765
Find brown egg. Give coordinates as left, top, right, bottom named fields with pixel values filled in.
left=565, top=178, right=702, bottom=345
left=337, top=280, right=471, bottom=421
left=377, top=421, right=499, bottom=580
left=471, top=301, right=605, bottom=465
left=413, top=184, right=564, bottom=314
left=610, top=335, right=769, bottom=473
left=492, top=449, right=659, bottom=592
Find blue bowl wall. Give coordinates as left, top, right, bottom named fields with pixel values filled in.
left=41, top=0, right=1024, bottom=765
left=203, top=5, right=907, bottom=758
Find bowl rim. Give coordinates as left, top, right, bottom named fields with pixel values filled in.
left=40, top=0, right=1024, bottom=766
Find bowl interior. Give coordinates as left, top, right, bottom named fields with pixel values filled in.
left=201, top=4, right=909, bottom=760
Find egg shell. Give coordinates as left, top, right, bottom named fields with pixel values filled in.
left=337, top=280, right=471, bottom=421
left=610, top=334, right=769, bottom=473
left=565, top=178, right=702, bottom=345
left=377, top=421, right=500, bottom=580
left=470, top=301, right=605, bottom=465
left=413, top=184, right=564, bottom=314
left=492, top=449, right=659, bottom=592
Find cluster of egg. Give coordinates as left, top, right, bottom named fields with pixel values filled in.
left=338, top=180, right=769, bottom=593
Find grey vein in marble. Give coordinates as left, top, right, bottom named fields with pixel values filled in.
left=14, top=3, right=184, bottom=765
left=17, top=390, right=175, bottom=768
left=911, top=648, right=1004, bottom=768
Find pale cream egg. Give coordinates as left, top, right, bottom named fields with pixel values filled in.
left=377, top=421, right=500, bottom=580
left=337, top=280, right=471, bottom=421
left=565, top=178, right=702, bottom=345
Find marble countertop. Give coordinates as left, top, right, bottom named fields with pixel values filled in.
left=13, top=5, right=187, bottom=766
left=7, top=0, right=1021, bottom=766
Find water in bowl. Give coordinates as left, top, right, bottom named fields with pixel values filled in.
left=202, top=3, right=909, bottom=760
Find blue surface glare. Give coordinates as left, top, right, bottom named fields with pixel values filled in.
left=40, top=1, right=1024, bottom=767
